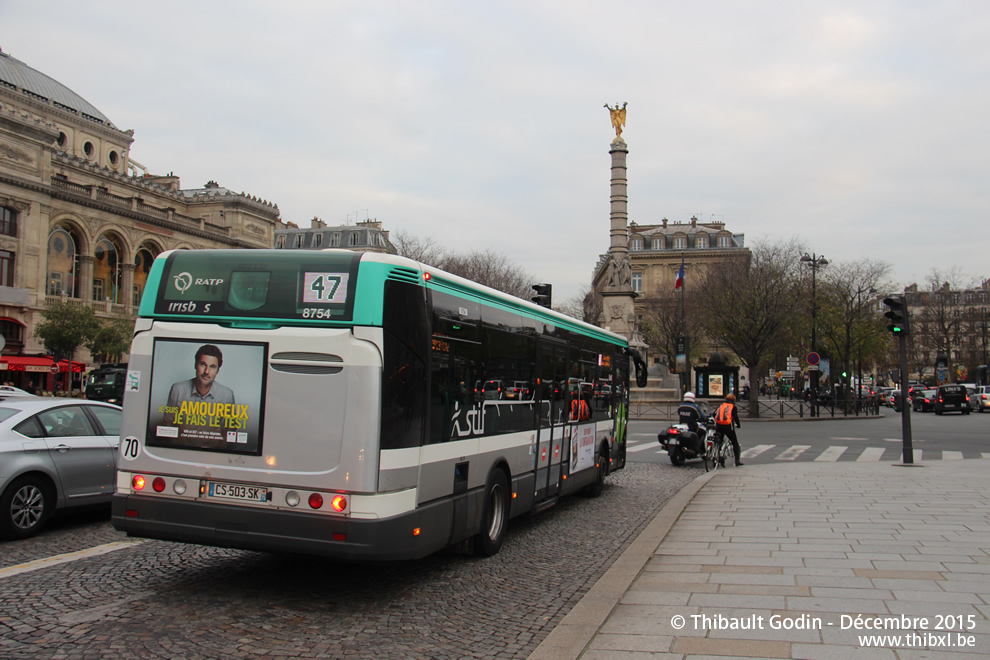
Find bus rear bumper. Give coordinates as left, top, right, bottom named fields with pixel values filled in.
left=111, top=493, right=455, bottom=561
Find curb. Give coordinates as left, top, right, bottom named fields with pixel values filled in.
left=528, top=469, right=718, bottom=660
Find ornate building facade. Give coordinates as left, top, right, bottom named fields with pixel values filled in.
left=593, top=215, right=750, bottom=330
left=0, top=49, right=279, bottom=390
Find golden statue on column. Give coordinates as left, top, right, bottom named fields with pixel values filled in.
left=605, top=102, right=627, bottom=141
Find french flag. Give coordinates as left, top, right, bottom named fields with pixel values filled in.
left=674, top=257, right=685, bottom=290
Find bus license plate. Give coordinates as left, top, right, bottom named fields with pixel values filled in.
left=207, top=482, right=268, bottom=502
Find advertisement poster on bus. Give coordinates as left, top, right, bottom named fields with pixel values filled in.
left=570, top=424, right=596, bottom=473
left=146, top=339, right=267, bottom=455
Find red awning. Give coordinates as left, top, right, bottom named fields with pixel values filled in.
left=0, top=356, right=84, bottom=373
left=56, top=359, right=85, bottom=373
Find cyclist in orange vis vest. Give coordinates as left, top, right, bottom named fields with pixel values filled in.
left=570, top=394, right=591, bottom=421
left=714, top=393, right=743, bottom=466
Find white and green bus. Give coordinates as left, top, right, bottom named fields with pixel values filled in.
left=112, top=249, right=647, bottom=560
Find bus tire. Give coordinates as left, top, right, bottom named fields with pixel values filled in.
left=584, top=443, right=608, bottom=498
left=474, top=469, right=509, bottom=557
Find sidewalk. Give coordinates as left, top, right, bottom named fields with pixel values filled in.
left=531, top=460, right=990, bottom=659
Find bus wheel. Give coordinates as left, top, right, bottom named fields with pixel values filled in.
left=584, top=444, right=608, bottom=497
left=474, top=470, right=509, bottom=557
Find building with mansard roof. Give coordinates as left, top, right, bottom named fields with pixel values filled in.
left=592, top=215, right=750, bottom=325
left=0, top=49, right=279, bottom=391
left=274, top=217, right=396, bottom=254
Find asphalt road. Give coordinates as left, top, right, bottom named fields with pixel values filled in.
left=627, top=405, right=989, bottom=467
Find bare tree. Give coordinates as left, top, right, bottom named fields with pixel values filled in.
left=816, top=258, right=892, bottom=398
left=638, top=286, right=704, bottom=373
left=916, top=267, right=968, bottom=382
left=390, top=231, right=535, bottom=299
left=696, top=239, right=802, bottom=416
left=441, top=249, right=535, bottom=300
left=390, top=229, right=449, bottom=267
left=558, top=286, right=601, bottom=324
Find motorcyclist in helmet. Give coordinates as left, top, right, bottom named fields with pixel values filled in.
left=677, top=391, right=705, bottom=433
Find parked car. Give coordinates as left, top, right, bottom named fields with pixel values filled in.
left=481, top=380, right=504, bottom=400
left=0, top=398, right=122, bottom=540
left=505, top=381, right=531, bottom=400
left=877, top=387, right=895, bottom=407
left=934, top=384, right=970, bottom=415
left=912, top=389, right=937, bottom=412
left=973, top=385, right=990, bottom=413
left=0, top=385, right=34, bottom=397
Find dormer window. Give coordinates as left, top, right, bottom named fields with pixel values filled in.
left=673, top=237, right=687, bottom=250
left=630, top=237, right=644, bottom=250
left=652, top=236, right=664, bottom=250
left=718, top=235, right=731, bottom=248
left=696, top=235, right=708, bottom=249
left=330, top=232, right=341, bottom=247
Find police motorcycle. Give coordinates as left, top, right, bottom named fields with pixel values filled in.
left=658, top=393, right=714, bottom=466
left=658, top=414, right=718, bottom=466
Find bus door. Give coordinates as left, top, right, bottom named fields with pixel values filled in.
left=535, top=343, right=567, bottom=501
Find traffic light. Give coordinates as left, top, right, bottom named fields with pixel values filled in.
left=532, top=283, right=552, bottom=308
left=882, top=294, right=911, bottom=335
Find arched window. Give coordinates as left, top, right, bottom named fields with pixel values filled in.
left=630, top=237, right=644, bottom=250
left=133, top=247, right=157, bottom=306
left=1, top=207, right=16, bottom=237
left=93, top=235, right=123, bottom=303
left=47, top=226, right=80, bottom=297
left=696, top=235, right=708, bottom=249
left=652, top=236, right=664, bottom=250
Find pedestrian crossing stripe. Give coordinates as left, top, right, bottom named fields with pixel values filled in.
left=627, top=441, right=661, bottom=453
left=857, top=448, right=884, bottom=462
left=623, top=441, right=975, bottom=462
left=815, top=446, right=847, bottom=461
left=775, top=445, right=811, bottom=460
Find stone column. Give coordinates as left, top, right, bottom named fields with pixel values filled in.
left=122, top=262, right=135, bottom=310
left=601, top=138, right=637, bottom=340
left=79, top=255, right=94, bottom=302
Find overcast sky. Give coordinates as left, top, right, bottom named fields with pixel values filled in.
left=3, top=1, right=988, bottom=304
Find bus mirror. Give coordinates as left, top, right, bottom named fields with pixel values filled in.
left=623, top=347, right=649, bottom=388
left=635, top=361, right=648, bottom=388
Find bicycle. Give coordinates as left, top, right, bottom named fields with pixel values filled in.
left=703, top=420, right=735, bottom=473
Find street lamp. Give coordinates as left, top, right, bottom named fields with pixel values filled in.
left=979, top=321, right=989, bottom=375
left=801, top=252, right=828, bottom=416
left=855, top=285, right=877, bottom=412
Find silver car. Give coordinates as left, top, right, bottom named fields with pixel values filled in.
left=0, top=397, right=121, bottom=540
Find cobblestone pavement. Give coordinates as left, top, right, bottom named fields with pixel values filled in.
left=0, top=462, right=701, bottom=659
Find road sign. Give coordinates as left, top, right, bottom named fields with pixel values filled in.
left=50, top=363, right=60, bottom=374
left=807, top=365, right=819, bottom=372
left=807, top=352, right=820, bottom=366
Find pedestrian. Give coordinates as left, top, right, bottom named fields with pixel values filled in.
left=714, top=393, right=743, bottom=466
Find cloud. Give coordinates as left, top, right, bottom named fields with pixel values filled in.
left=4, top=0, right=990, bottom=303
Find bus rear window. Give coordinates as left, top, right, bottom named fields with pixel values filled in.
left=153, top=250, right=360, bottom=321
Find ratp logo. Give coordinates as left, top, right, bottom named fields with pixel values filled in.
left=173, top=272, right=193, bottom=294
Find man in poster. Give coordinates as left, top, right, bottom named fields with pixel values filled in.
left=166, top=344, right=235, bottom=410
left=164, top=344, right=241, bottom=449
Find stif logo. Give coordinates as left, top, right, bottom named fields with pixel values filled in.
left=173, top=272, right=192, bottom=294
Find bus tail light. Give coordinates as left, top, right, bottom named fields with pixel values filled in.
left=152, top=477, right=166, bottom=492
left=132, top=475, right=146, bottom=490
left=308, top=493, right=324, bottom=509
left=330, top=495, right=347, bottom=512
